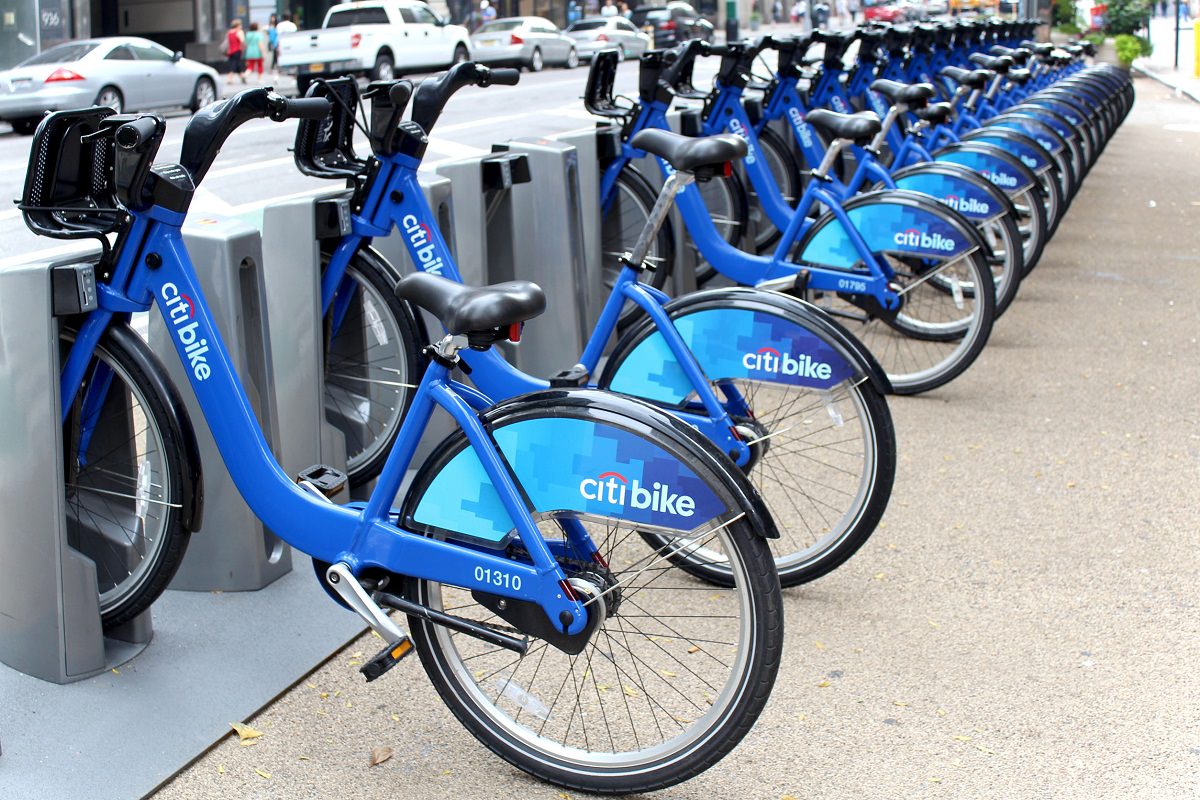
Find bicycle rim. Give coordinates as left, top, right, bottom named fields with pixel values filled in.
left=411, top=510, right=766, bottom=782
left=65, top=341, right=175, bottom=616
left=323, top=259, right=414, bottom=480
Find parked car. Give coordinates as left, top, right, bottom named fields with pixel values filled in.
left=926, top=0, right=950, bottom=14
left=564, top=16, right=652, bottom=61
left=469, top=17, right=579, bottom=71
left=0, top=37, right=220, bottom=135
left=277, top=0, right=471, bottom=95
left=897, top=0, right=930, bottom=19
left=863, top=0, right=907, bottom=22
left=630, top=3, right=715, bottom=48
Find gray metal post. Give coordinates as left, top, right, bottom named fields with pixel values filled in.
left=551, top=127, right=605, bottom=328
left=258, top=191, right=348, bottom=503
left=0, top=255, right=151, bottom=683
left=500, top=137, right=592, bottom=378
left=149, top=216, right=292, bottom=591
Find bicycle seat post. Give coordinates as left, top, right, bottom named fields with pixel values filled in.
left=627, top=170, right=693, bottom=270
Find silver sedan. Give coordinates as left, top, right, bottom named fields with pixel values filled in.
left=469, top=17, right=580, bottom=72
left=565, top=17, right=652, bottom=62
left=0, top=37, right=221, bottom=135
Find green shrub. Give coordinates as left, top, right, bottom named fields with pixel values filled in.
left=1104, top=0, right=1151, bottom=36
left=1056, top=21, right=1083, bottom=34
left=1114, top=32, right=1152, bottom=64
left=1084, top=31, right=1107, bottom=48
left=1052, top=0, right=1077, bottom=26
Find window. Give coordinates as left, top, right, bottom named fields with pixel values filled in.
left=616, top=20, right=638, bottom=31
left=327, top=7, right=389, bottom=26
left=567, top=20, right=607, bottom=30
left=476, top=20, right=524, bottom=32
left=104, top=45, right=136, bottom=61
left=408, top=5, right=440, bottom=24
left=21, top=43, right=99, bottom=65
left=130, top=44, right=173, bottom=62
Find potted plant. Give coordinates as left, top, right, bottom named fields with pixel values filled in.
left=1114, top=33, right=1152, bottom=70
left=750, top=10, right=762, bottom=30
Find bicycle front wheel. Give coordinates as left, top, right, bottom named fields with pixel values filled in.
left=322, top=247, right=426, bottom=487
left=407, top=507, right=781, bottom=794
left=62, top=324, right=193, bottom=630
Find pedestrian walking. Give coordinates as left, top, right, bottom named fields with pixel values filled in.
left=601, top=0, right=619, bottom=16
left=481, top=0, right=497, bottom=24
left=245, top=22, right=266, bottom=80
left=223, top=19, right=246, bottom=84
left=267, top=13, right=279, bottom=75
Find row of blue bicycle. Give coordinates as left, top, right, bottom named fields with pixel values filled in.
left=25, top=13, right=1129, bottom=793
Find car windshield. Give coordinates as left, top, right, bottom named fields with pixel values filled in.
left=567, top=20, right=608, bottom=31
left=19, top=42, right=99, bottom=66
left=476, top=20, right=525, bottom=32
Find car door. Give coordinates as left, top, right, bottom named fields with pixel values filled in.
left=98, top=44, right=146, bottom=109
left=534, top=19, right=568, bottom=62
left=129, top=41, right=187, bottom=108
left=401, top=4, right=445, bottom=66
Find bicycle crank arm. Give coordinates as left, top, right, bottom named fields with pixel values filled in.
left=326, top=561, right=411, bottom=644
left=375, top=590, right=529, bottom=655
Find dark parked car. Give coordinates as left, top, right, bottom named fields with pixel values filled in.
left=630, top=3, right=715, bottom=48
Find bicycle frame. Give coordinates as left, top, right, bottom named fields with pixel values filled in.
left=322, top=147, right=753, bottom=465
left=600, top=97, right=902, bottom=307
left=60, top=202, right=595, bottom=636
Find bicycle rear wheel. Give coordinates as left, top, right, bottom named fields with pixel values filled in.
left=322, top=247, right=426, bottom=487
left=407, top=507, right=781, bottom=794
left=62, top=324, right=193, bottom=630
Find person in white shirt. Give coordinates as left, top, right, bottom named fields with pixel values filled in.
left=276, top=12, right=298, bottom=35
left=600, top=0, right=619, bottom=16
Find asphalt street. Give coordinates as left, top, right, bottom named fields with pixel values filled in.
left=144, top=77, right=1200, bottom=799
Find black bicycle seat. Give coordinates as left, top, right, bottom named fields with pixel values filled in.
left=395, top=273, right=546, bottom=337
left=629, top=129, right=747, bottom=173
left=804, top=109, right=882, bottom=145
left=913, top=102, right=953, bottom=126
left=869, top=79, right=935, bottom=107
left=1007, top=68, right=1032, bottom=85
left=941, top=66, right=990, bottom=90
left=970, top=53, right=1012, bottom=74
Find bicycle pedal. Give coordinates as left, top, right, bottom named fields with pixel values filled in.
left=360, top=637, right=414, bottom=682
left=295, top=464, right=347, bottom=499
left=549, top=364, right=589, bottom=388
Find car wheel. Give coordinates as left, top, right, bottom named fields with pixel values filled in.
left=453, top=44, right=469, bottom=64
left=190, top=77, right=217, bottom=112
left=95, top=86, right=123, bottom=113
left=373, top=53, right=395, bottom=81
left=527, top=47, right=543, bottom=72
left=10, top=117, right=39, bottom=136
left=565, top=47, right=579, bottom=69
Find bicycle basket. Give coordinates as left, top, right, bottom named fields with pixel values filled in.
left=293, top=76, right=366, bottom=180
left=21, top=107, right=124, bottom=241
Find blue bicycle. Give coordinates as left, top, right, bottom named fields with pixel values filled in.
left=25, top=83, right=784, bottom=793
left=592, top=48, right=996, bottom=395
left=296, top=67, right=897, bottom=588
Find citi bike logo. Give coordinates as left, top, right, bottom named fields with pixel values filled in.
left=940, top=194, right=990, bottom=215
left=981, top=169, right=1018, bottom=189
left=830, top=95, right=849, bottom=113
left=743, top=346, right=832, bottom=380
left=579, top=471, right=696, bottom=517
left=788, top=107, right=815, bottom=149
left=401, top=214, right=446, bottom=276
left=727, top=117, right=756, bottom=164
left=161, top=283, right=211, bottom=381
left=893, top=227, right=957, bottom=252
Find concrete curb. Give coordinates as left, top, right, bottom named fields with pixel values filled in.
left=1133, top=64, right=1200, bottom=102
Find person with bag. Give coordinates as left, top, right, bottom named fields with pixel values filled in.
left=223, top=19, right=246, bottom=84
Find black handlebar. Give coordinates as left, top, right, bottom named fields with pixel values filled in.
left=115, top=116, right=163, bottom=152
left=411, top=63, right=520, bottom=134
left=272, top=96, right=333, bottom=121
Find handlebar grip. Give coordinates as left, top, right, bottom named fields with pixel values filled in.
left=277, top=97, right=333, bottom=121
left=486, top=67, right=521, bottom=86
left=115, top=116, right=161, bottom=152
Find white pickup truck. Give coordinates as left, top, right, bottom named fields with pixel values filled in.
left=278, top=0, right=472, bottom=94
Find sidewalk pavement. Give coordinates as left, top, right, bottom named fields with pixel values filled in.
left=1136, top=14, right=1200, bottom=101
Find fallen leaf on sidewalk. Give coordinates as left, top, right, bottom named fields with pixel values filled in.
left=370, top=746, right=394, bottom=766
left=230, top=722, right=263, bottom=741
left=254, top=768, right=271, bottom=779
left=216, top=765, right=225, bottom=775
